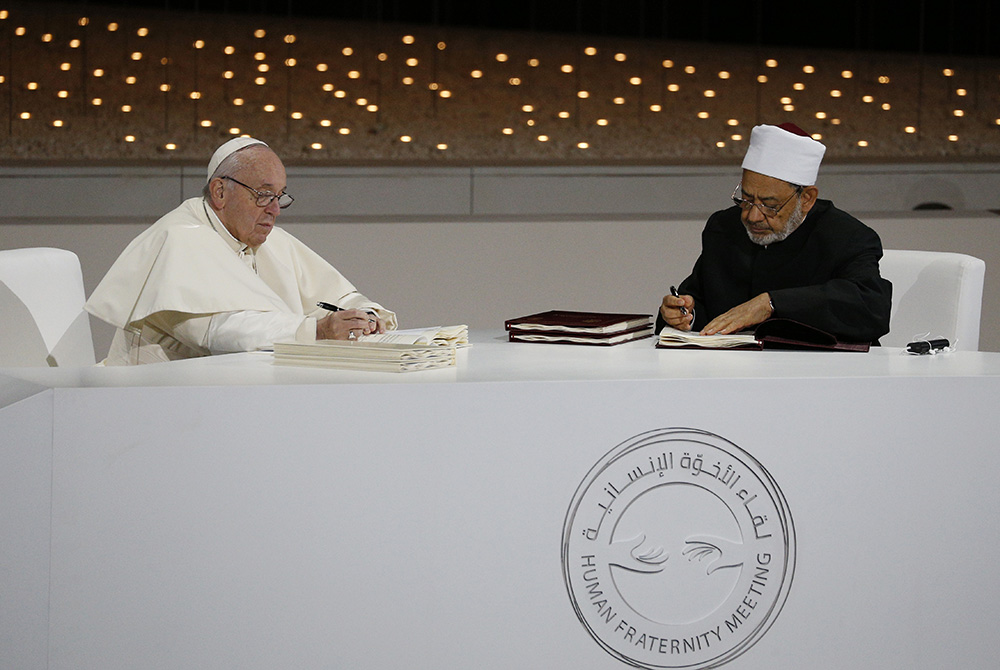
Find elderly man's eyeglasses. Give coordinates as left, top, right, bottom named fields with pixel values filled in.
left=732, top=183, right=801, bottom=219
left=222, top=176, right=294, bottom=209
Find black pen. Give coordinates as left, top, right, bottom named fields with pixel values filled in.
left=318, top=301, right=377, bottom=318
left=670, top=286, right=688, bottom=315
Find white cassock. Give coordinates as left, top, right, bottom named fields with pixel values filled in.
left=85, top=197, right=396, bottom=365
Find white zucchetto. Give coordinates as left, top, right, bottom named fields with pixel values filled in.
left=206, top=137, right=269, bottom=184
left=741, top=123, right=826, bottom=186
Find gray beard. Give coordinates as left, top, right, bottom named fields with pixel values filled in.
left=746, top=198, right=805, bottom=246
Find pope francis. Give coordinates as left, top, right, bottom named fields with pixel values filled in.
left=85, top=137, right=396, bottom=365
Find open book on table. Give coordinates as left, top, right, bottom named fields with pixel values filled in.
left=656, top=318, right=871, bottom=352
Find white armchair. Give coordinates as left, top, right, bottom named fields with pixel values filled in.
left=0, top=247, right=96, bottom=366
left=879, top=249, right=986, bottom=350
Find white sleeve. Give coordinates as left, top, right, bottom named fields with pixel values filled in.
left=204, top=310, right=316, bottom=353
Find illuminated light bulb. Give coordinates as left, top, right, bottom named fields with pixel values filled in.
left=942, top=68, right=954, bottom=76
left=502, top=128, right=514, bottom=135
left=190, top=91, right=201, bottom=100
left=228, top=127, right=240, bottom=134
left=406, top=58, right=418, bottom=66
left=108, top=22, right=118, bottom=31
left=878, top=75, right=889, bottom=84
left=810, top=133, right=822, bottom=141
left=815, top=111, right=828, bottom=119
left=716, top=141, right=726, bottom=148
left=26, top=82, right=38, bottom=90
left=537, top=135, right=549, bottom=142
left=378, top=53, right=388, bottom=61
left=224, top=46, right=235, bottom=55
left=165, top=143, right=177, bottom=150
left=436, top=41, right=446, bottom=50
left=125, top=135, right=136, bottom=142
left=322, top=83, right=334, bottom=91
left=830, top=89, right=842, bottom=97
left=125, top=76, right=137, bottom=84
left=765, top=59, right=778, bottom=67
left=862, top=95, right=874, bottom=103
left=200, top=120, right=212, bottom=127
left=92, top=97, right=102, bottom=105
left=436, top=143, right=448, bottom=150
left=224, top=71, right=234, bottom=79
left=348, top=70, right=361, bottom=78
left=255, top=77, right=266, bottom=85
left=704, top=90, right=716, bottom=97
left=339, top=127, right=350, bottom=135
left=793, top=82, right=805, bottom=91
left=649, top=104, right=662, bottom=112
left=831, top=118, right=841, bottom=125
left=401, top=77, right=414, bottom=85
left=948, top=134, right=959, bottom=141
left=718, top=71, right=730, bottom=79
left=291, top=111, right=303, bottom=119
left=803, top=65, right=815, bottom=73
left=471, top=70, right=483, bottom=78
left=342, top=47, right=353, bottom=56
left=522, top=104, right=534, bottom=112
left=584, top=47, right=597, bottom=56
left=42, top=33, right=52, bottom=42
left=953, top=109, right=964, bottom=117
left=577, top=90, right=589, bottom=98
left=684, top=65, right=695, bottom=74
left=757, top=75, right=768, bottom=83
left=285, top=58, right=296, bottom=67
left=131, top=51, right=143, bottom=60
left=904, top=126, right=916, bottom=133
left=52, top=119, right=64, bottom=127
left=780, top=97, right=792, bottom=104
left=93, top=68, right=104, bottom=77
left=731, top=134, right=742, bottom=141
left=662, top=59, right=674, bottom=68
left=355, top=98, right=367, bottom=106
left=630, top=77, right=642, bottom=85
left=311, top=143, right=322, bottom=150
left=334, top=90, right=346, bottom=98
left=667, top=84, right=680, bottom=92
left=137, top=27, right=149, bottom=37
left=561, top=64, right=573, bottom=73
left=320, top=119, right=332, bottom=127
left=783, top=104, right=794, bottom=111
left=526, top=119, right=535, bottom=127
left=596, top=118, right=609, bottom=126
left=881, top=103, right=891, bottom=110
left=613, top=97, right=625, bottom=104
left=400, top=135, right=412, bottom=142
left=857, top=140, right=869, bottom=147
left=727, top=118, right=739, bottom=126
left=841, top=70, right=853, bottom=78
left=614, top=53, right=627, bottom=62
left=254, top=29, right=265, bottom=38
left=366, top=104, right=378, bottom=112
left=233, top=98, right=244, bottom=105
left=558, top=111, right=570, bottom=118
left=263, top=104, right=276, bottom=112
left=15, top=27, right=26, bottom=37
left=254, top=52, right=266, bottom=61
left=697, top=111, right=710, bottom=119
left=956, top=88, right=967, bottom=96
left=528, top=58, right=539, bottom=67
left=194, top=40, right=204, bottom=49
left=508, top=77, right=521, bottom=85
left=577, top=142, right=589, bottom=149
left=402, top=35, right=415, bottom=44
left=159, top=84, right=170, bottom=92
left=496, top=53, right=508, bottom=62
left=121, top=105, right=132, bottom=112
left=284, top=34, right=296, bottom=44
left=19, top=112, right=30, bottom=119
left=58, top=90, right=69, bottom=98
left=317, top=63, right=328, bottom=72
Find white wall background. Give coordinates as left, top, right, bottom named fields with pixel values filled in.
left=2, top=163, right=998, bottom=354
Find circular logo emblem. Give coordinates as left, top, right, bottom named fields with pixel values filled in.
left=562, top=428, right=795, bottom=669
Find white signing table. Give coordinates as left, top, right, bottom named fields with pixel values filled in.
left=3, top=332, right=1000, bottom=670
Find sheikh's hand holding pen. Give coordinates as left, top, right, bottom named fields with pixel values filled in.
left=661, top=286, right=695, bottom=330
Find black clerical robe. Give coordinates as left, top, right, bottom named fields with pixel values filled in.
left=658, top=199, right=892, bottom=343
